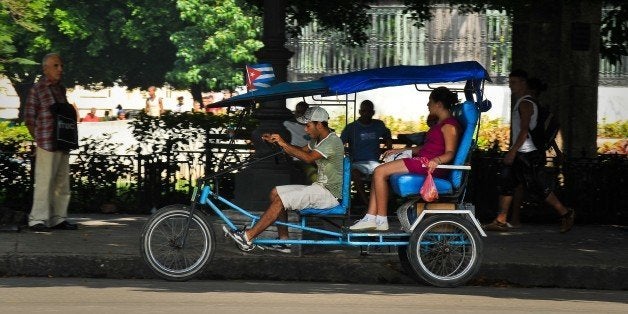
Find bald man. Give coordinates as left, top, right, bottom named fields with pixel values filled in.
left=24, top=53, right=78, bottom=231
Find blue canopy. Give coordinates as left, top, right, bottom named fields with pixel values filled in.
left=215, top=61, right=490, bottom=107
left=323, top=61, right=489, bottom=95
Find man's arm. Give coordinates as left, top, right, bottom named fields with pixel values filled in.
left=24, top=87, right=38, bottom=138
left=383, top=124, right=393, bottom=150
left=262, top=133, right=323, bottom=164
left=145, top=99, right=150, bottom=113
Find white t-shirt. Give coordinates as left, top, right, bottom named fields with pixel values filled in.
left=146, top=97, right=161, bottom=117
left=512, top=95, right=538, bottom=153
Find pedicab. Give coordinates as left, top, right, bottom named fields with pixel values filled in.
left=140, top=61, right=492, bottom=287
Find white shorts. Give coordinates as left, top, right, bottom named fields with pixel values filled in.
left=276, top=184, right=339, bottom=211
left=351, top=160, right=381, bottom=175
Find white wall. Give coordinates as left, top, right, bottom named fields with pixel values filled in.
left=1, top=77, right=626, bottom=124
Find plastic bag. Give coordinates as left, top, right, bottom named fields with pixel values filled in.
left=419, top=157, right=439, bottom=202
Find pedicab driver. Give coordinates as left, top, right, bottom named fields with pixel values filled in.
left=224, top=107, right=344, bottom=252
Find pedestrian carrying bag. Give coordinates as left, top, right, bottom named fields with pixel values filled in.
left=419, top=157, right=438, bottom=202
left=523, top=96, right=560, bottom=151
left=49, top=88, right=78, bottom=151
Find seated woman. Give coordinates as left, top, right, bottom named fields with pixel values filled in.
left=349, top=86, right=461, bottom=231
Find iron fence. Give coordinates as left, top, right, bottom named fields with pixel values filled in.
left=286, top=4, right=626, bottom=85
left=2, top=146, right=625, bottom=224
left=0, top=139, right=254, bottom=215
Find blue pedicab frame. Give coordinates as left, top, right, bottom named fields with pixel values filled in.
left=140, top=61, right=492, bottom=287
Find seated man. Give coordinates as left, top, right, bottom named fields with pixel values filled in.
left=340, top=100, right=392, bottom=206
left=82, top=108, right=100, bottom=122
left=224, top=107, right=344, bottom=252
left=284, top=101, right=316, bottom=183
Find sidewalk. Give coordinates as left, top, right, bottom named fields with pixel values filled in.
left=0, top=214, right=625, bottom=290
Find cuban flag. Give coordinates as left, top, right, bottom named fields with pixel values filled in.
left=246, top=63, right=275, bottom=91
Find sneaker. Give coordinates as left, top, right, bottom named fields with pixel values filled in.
left=349, top=217, right=376, bottom=231
left=222, top=225, right=254, bottom=251
left=483, top=220, right=509, bottom=232
left=262, top=241, right=292, bottom=254
left=560, top=208, right=575, bottom=233
left=506, top=222, right=522, bottom=229
left=375, top=220, right=389, bottom=231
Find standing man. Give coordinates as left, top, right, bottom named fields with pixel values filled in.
left=341, top=100, right=392, bottom=206
left=24, top=53, right=78, bottom=231
left=284, top=101, right=315, bottom=183
left=224, top=107, right=344, bottom=252
left=483, top=70, right=574, bottom=233
left=145, top=86, right=163, bottom=117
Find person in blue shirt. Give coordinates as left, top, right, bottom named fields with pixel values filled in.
left=341, top=100, right=392, bottom=206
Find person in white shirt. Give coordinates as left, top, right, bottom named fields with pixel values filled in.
left=145, top=86, right=163, bottom=117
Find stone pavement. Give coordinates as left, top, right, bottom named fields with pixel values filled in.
left=0, top=214, right=625, bottom=290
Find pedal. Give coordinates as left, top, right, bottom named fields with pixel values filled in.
left=222, top=225, right=230, bottom=238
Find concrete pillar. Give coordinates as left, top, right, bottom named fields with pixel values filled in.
left=233, top=0, right=300, bottom=211
left=511, top=0, right=601, bottom=158
left=558, top=0, right=601, bottom=158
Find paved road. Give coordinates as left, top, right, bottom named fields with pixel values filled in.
left=1, top=278, right=626, bottom=313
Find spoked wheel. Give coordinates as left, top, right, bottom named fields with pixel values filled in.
left=407, top=214, right=483, bottom=287
left=397, top=245, right=422, bottom=283
left=140, top=204, right=215, bottom=281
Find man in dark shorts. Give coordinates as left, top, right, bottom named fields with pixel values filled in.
left=483, top=70, right=574, bottom=233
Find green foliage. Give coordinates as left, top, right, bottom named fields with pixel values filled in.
left=167, top=0, right=263, bottom=91
left=598, top=119, right=628, bottom=138
left=286, top=0, right=371, bottom=46
left=0, top=121, right=33, bottom=152
left=70, top=133, right=135, bottom=211
left=0, top=152, right=32, bottom=209
left=0, top=0, right=50, bottom=73
left=0, top=121, right=33, bottom=210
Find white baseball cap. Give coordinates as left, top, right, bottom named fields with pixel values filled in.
left=297, top=106, right=329, bottom=123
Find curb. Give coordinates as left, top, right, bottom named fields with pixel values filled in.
left=2, top=253, right=626, bottom=290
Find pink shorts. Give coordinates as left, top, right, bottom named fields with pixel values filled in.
left=402, top=157, right=449, bottom=178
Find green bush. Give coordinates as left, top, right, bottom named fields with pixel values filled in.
left=598, top=119, right=628, bottom=138
left=0, top=122, right=33, bottom=153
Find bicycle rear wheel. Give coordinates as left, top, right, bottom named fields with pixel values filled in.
left=140, top=204, right=215, bottom=281
left=407, top=214, right=483, bottom=287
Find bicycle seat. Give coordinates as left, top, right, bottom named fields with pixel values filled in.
left=300, top=156, right=351, bottom=216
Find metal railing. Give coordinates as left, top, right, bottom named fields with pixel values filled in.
left=286, top=4, right=626, bottom=85
left=2, top=147, right=625, bottom=224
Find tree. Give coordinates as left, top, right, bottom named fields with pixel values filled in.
left=166, top=0, right=263, bottom=101
left=1, top=0, right=181, bottom=120
left=279, top=0, right=626, bottom=65
left=0, top=0, right=48, bottom=73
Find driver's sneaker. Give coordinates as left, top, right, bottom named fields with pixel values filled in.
left=222, top=225, right=254, bottom=251
left=262, top=243, right=292, bottom=254
left=349, top=217, right=376, bottom=231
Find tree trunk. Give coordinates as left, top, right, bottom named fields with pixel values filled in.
left=190, top=84, right=203, bottom=103
left=511, top=0, right=601, bottom=158
left=12, top=80, right=35, bottom=122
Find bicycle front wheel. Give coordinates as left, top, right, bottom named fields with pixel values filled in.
left=140, top=204, right=215, bottom=281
